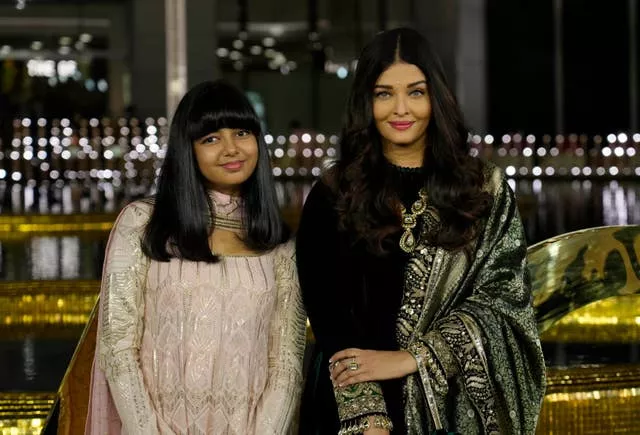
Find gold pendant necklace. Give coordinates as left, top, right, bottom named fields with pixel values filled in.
left=399, top=187, right=428, bottom=253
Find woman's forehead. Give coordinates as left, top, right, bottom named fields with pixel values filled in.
left=375, top=63, right=426, bottom=86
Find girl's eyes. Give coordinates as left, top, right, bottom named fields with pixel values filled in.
left=201, top=130, right=252, bottom=144
left=202, top=135, right=219, bottom=144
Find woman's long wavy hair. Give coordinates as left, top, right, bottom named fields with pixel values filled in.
left=143, top=80, right=289, bottom=263
left=331, top=27, right=492, bottom=253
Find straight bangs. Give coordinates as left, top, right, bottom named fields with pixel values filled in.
left=187, top=86, right=261, bottom=142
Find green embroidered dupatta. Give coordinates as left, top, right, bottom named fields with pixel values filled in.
left=399, top=166, right=546, bottom=434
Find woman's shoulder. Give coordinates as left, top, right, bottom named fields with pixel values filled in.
left=481, top=160, right=506, bottom=196
left=305, top=177, right=338, bottom=209
left=298, top=180, right=340, bottom=235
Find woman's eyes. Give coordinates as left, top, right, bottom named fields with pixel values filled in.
left=374, top=89, right=426, bottom=98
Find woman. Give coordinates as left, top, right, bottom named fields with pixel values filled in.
left=297, top=28, right=545, bottom=434
left=85, top=80, right=306, bottom=434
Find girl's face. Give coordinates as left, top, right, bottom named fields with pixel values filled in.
left=372, top=62, right=431, bottom=159
left=193, top=128, right=259, bottom=195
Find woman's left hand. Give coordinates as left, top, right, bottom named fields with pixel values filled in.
left=329, top=349, right=418, bottom=387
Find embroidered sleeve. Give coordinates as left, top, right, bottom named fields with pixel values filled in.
left=334, top=381, right=391, bottom=435
left=97, top=202, right=160, bottom=434
left=334, top=381, right=387, bottom=419
left=255, top=240, right=307, bottom=434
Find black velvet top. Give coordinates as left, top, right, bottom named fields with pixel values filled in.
left=297, top=164, right=424, bottom=435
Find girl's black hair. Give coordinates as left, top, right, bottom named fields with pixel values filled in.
left=143, top=80, right=289, bottom=262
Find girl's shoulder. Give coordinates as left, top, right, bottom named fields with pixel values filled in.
left=112, top=198, right=154, bottom=233
left=274, top=237, right=296, bottom=261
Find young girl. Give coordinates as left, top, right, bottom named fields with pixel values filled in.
left=85, top=80, right=306, bottom=434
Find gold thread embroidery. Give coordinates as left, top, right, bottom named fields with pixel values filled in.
left=334, top=381, right=387, bottom=421
left=438, top=314, right=500, bottom=433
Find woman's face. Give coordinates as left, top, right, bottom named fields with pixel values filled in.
left=193, top=128, right=259, bottom=195
left=372, top=62, right=431, bottom=155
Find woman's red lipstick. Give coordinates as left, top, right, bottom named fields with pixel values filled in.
left=389, top=121, right=414, bottom=131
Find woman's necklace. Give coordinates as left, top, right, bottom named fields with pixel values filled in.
left=399, top=187, right=428, bottom=253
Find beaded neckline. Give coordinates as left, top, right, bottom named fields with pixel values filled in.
left=390, top=163, right=422, bottom=174
left=209, top=190, right=243, bottom=233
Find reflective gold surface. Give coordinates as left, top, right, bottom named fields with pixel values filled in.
left=529, top=225, right=640, bottom=333
left=0, top=419, right=46, bottom=435
left=538, top=386, right=640, bottom=434
left=540, top=294, right=640, bottom=343
left=0, top=392, right=54, bottom=435
left=0, top=214, right=116, bottom=240
left=539, top=365, right=640, bottom=434
left=545, top=364, right=640, bottom=392
left=0, top=281, right=98, bottom=339
left=528, top=226, right=640, bottom=433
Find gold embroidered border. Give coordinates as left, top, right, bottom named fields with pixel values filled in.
left=408, top=340, right=448, bottom=395
left=396, top=245, right=437, bottom=349
left=338, top=414, right=394, bottom=435
left=438, top=314, right=500, bottom=434
left=334, top=381, right=387, bottom=421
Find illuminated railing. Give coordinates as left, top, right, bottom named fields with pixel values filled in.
left=2, top=118, right=640, bottom=186
left=0, top=392, right=54, bottom=435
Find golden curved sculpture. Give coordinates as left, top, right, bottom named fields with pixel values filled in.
left=529, top=225, right=640, bottom=334
left=34, top=225, right=640, bottom=434
left=527, top=225, right=640, bottom=434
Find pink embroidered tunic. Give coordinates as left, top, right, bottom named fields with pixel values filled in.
left=85, top=199, right=306, bottom=434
